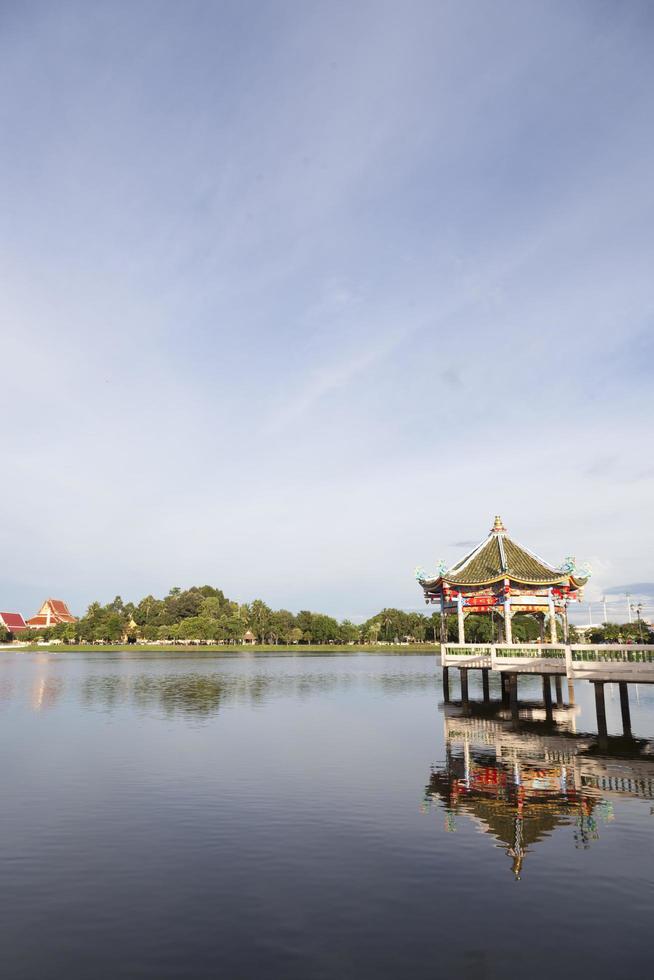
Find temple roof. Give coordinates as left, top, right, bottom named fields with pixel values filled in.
left=0, top=612, right=27, bottom=631
left=421, top=516, right=587, bottom=589
left=27, top=598, right=77, bottom=626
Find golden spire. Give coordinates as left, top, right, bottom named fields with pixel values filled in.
left=491, top=515, right=506, bottom=533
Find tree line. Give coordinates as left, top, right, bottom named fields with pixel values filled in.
left=5, top=584, right=650, bottom=645
left=9, top=586, right=442, bottom=645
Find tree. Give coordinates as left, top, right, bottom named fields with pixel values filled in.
left=339, top=620, right=360, bottom=644
left=464, top=615, right=493, bottom=642
left=511, top=615, right=540, bottom=642
left=407, top=613, right=427, bottom=642
left=199, top=597, right=223, bottom=620
left=365, top=619, right=381, bottom=644
left=134, top=595, right=165, bottom=626
left=270, top=610, right=295, bottom=644
left=249, top=599, right=272, bottom=643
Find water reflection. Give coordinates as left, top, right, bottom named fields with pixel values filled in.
left=76, top=668, right=435, bottom=716
left=426, top=697, right=654, bottom=878
left=78, top=671, right=361, bottom=716
left=7, top=651, right=440, bottom=717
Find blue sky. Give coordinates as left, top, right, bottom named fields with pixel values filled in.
left=1, top=1, right=653, bottom=622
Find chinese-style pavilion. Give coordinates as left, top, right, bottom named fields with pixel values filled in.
left=417, top=516, right=588, bottom=644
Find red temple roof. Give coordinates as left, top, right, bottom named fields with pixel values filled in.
left=47, top=599, right=76, bottom=621
left=26, top=615, right=49, bottom=627
left=27, top=598, right=77, bottom=627
left=0, top=612, right=28, bottom=631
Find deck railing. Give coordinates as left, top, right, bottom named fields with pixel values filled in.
left=494, top=644, right=567, bottom=660
left=441, top=643, right=654, bottom=677
left=441, top=644, right=494, bottom=658
left=569, top=645, right=654, bottom=664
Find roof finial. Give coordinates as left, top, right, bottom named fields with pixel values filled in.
left=492, top=515, right=506, bottom=533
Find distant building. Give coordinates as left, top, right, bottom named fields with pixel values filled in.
left=0, top=612, right=28, bottom=637
left=243, top=630, right=256, bottom=645
left=26, top=598, right=76, bottom=629
left=122, top=617, right=139, bottom=643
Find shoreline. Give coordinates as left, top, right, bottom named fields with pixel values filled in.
left=6, top=642, right=441, bottom=655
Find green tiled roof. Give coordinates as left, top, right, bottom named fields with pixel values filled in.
left=421, top=517, right=584, bottom=588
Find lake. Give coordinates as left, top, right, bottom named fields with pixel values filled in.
left=2, top=650, right=653, bottom=979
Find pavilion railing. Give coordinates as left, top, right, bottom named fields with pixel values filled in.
left=441, top=644, right=493, bottom=659
left=440, top=643, right=654, bottom=676
left=568, top=645, right=654, bottom=664
left=494, top=644, right=567, bottom=660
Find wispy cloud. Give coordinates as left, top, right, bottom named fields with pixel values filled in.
left=1, top=1, right=653, bottom=615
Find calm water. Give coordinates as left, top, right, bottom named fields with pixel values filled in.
left=2, top=650, right=653, bottom=979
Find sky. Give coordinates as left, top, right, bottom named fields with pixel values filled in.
left=1, top=0, right=653, bottom=623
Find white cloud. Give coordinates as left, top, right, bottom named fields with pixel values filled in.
left=1, top=1, right=653, bottom=615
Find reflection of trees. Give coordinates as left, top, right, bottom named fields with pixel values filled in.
left=78, top=670, right=369, bottom=717
left=374, top=673, right=438, bottom=694
left=133, top=675, right=224, bottom=717
left=76, top=666, right=445, bottom=718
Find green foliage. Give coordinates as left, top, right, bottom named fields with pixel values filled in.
left=587, top=621, right=654, bottom=644
left=21, top=584, right=461, bottom=647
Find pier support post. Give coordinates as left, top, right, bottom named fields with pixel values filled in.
left=554, top=675, right=563, bottom=706
left=594, top=682, right=608, bottom=749
left=619, top=682, right=632, bottom=739
left=542, top=675, right=553, bottom=722
left=442, top=666, right=450, bottom=703
left=481, top=669, right=490, bottom=703
left=459, top=667, right=469, bottom=703
left=501, top=673, right=510, bottom=706
left=509, top=673, right=519, bottom=723
left=567, top=679, right=575, bottom=705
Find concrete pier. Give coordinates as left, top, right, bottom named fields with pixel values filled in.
left=442, top=666, right=450, bottom=703
left=459, top=667, right=469, bottom=703
left=554, top=675, right=563, bottom=705
left=542, top=674, right=553, bottom=722
left=619, top=681, right=632, bottom=738
left=482, top=669, right=490, bottom=703
left=594, top=682, right=608, bottom=749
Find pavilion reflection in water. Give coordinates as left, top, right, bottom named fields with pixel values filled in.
left=424, top=697, right=654, bottom=879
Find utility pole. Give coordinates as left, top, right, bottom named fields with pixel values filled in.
left=631, top=603, right=644, bottom=643
left=603, top=596, right=608, bottom=624
left=588, top=602, right=593, bottom=627
left=626, top=593, right=632, bottom=623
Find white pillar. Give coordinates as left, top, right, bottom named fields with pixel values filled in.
left=504, top=585, right=512, bottom=644
left=548, top=588, right=557, bottom=644
left=457, top=593, right=465, bottom=643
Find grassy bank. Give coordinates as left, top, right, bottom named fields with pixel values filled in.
left=17, top=642, right=441, bottom=655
